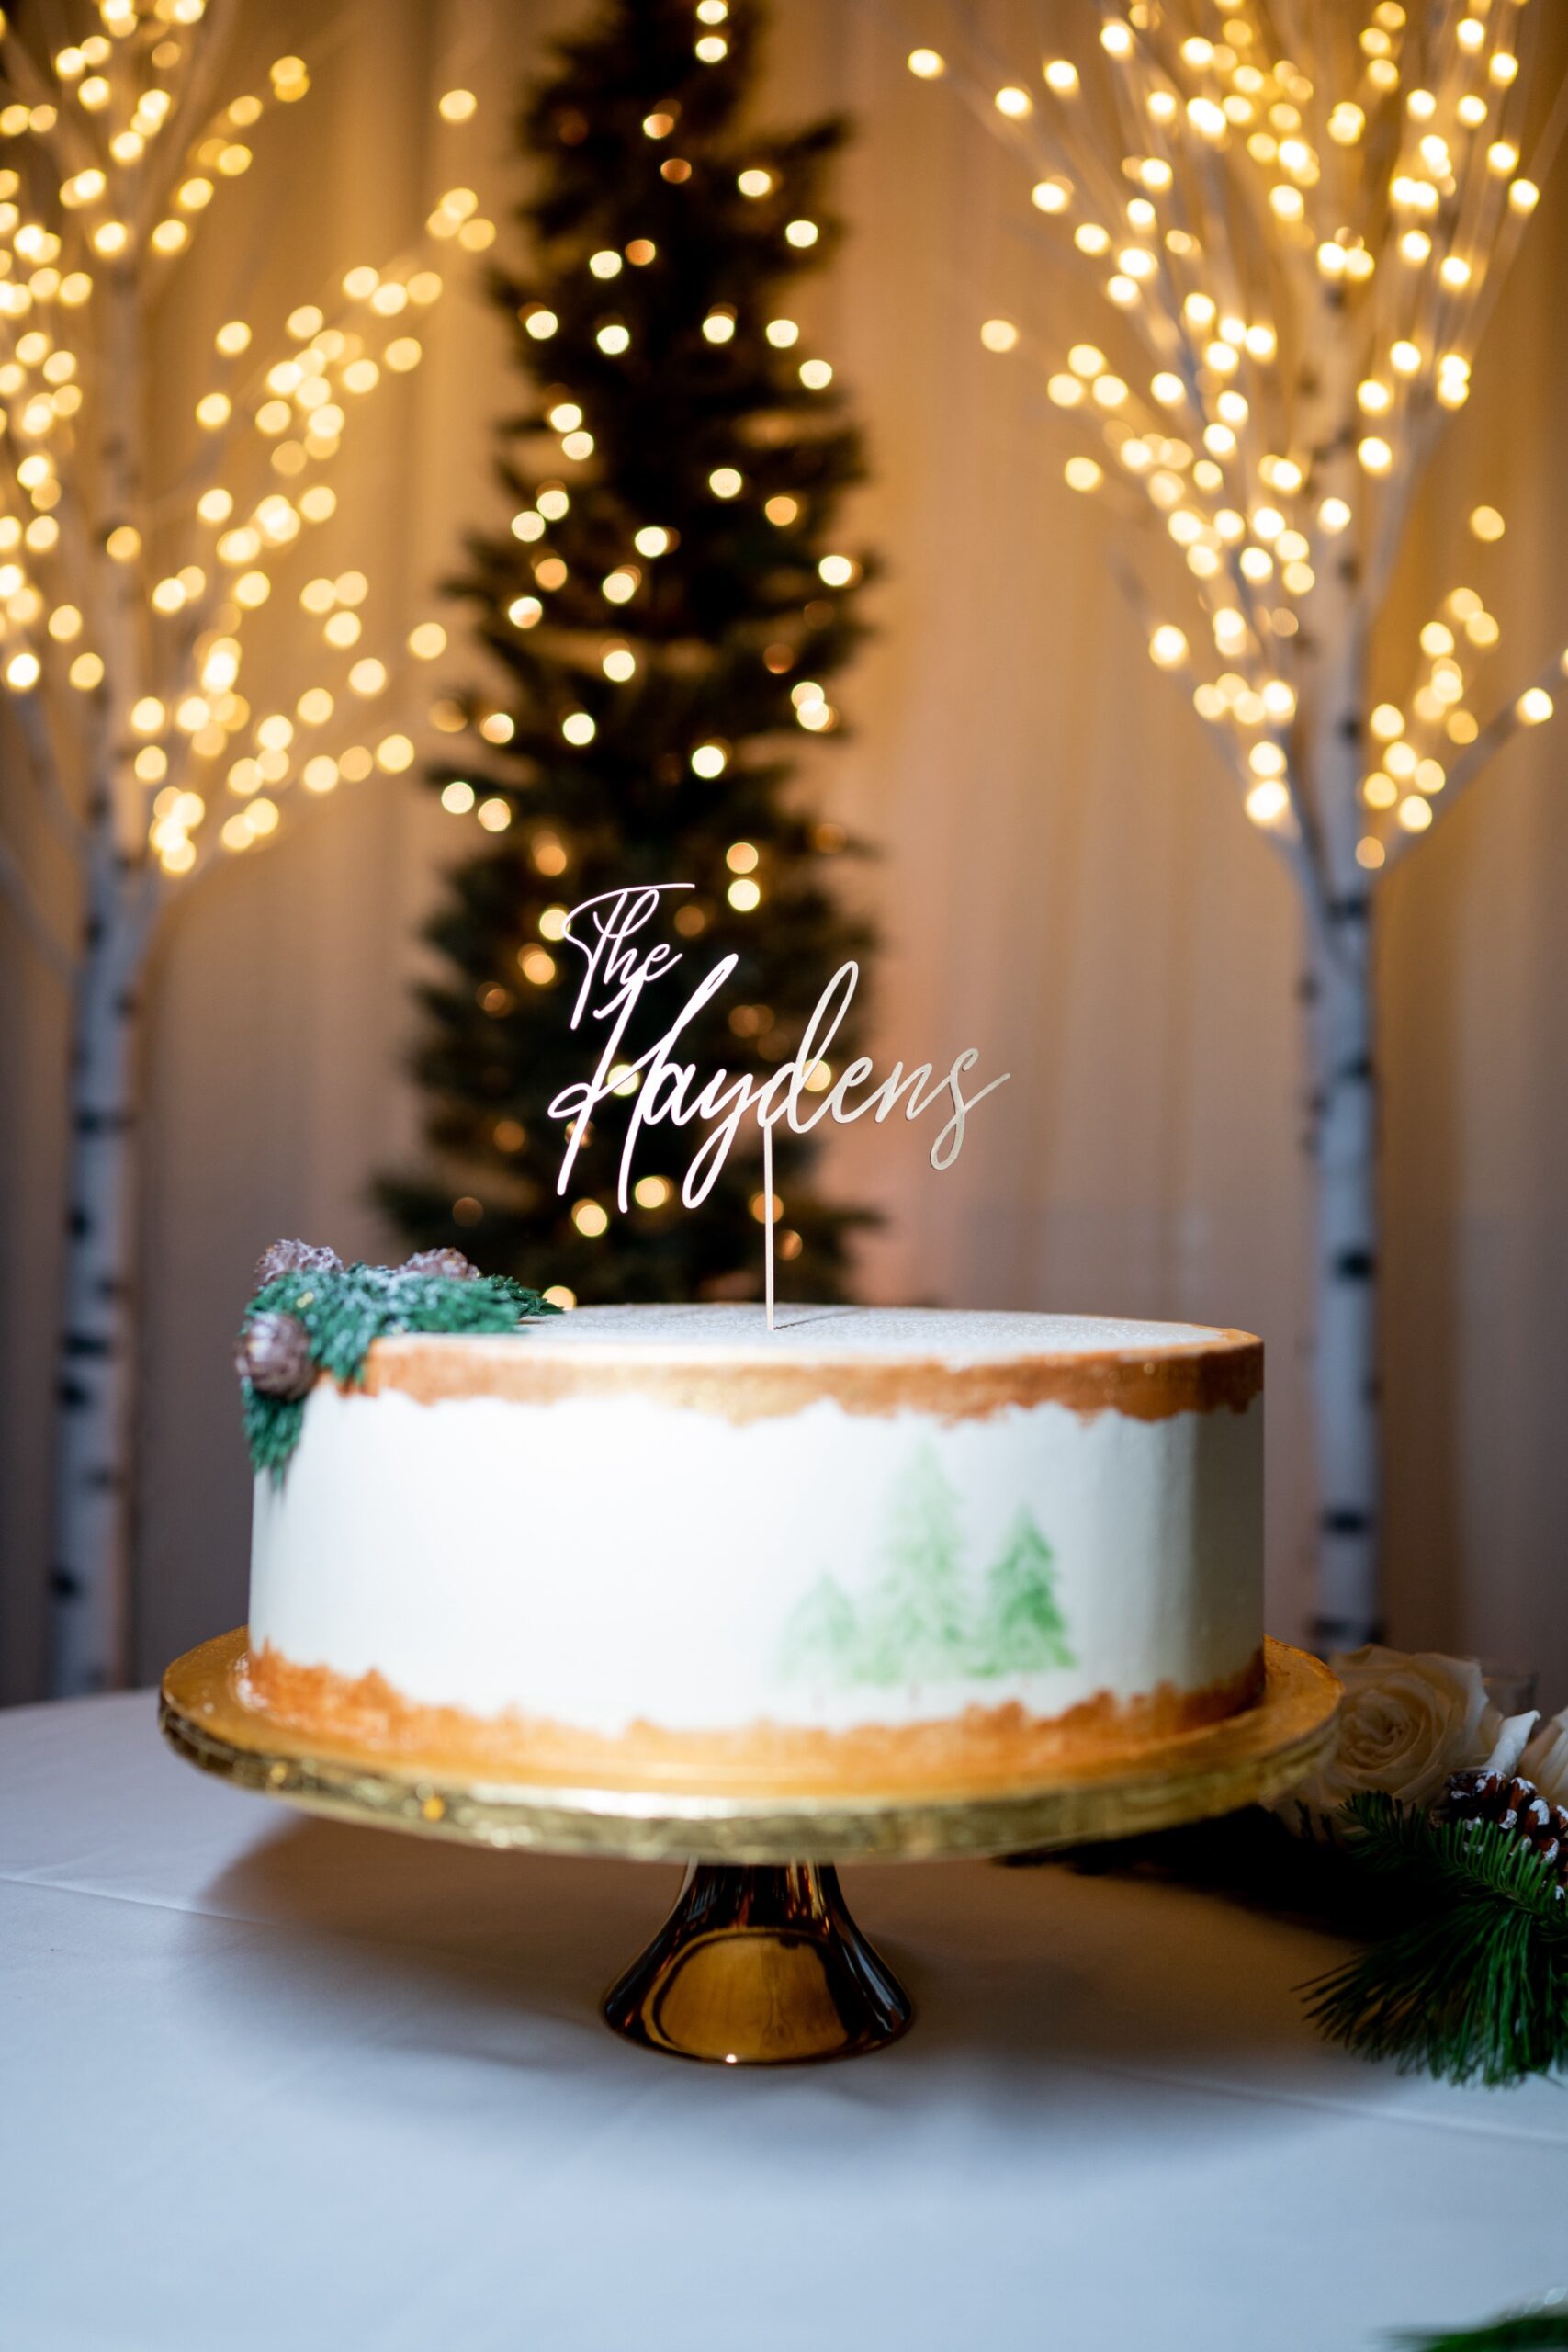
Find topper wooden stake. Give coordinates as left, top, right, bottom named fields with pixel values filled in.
left=763, top=1120, right=776, bottom=1333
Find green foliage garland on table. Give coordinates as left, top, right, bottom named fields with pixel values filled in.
left=380, top=0, right=877, bottom=1305
left=1021, top=1646, right=1568, bottom=2091
left=1293, top=1653, right=1568, bottom=2087
left=1393, top=2306, right=1568, bottom=2350
left=1305, top=1792, right=1568, bottom=2088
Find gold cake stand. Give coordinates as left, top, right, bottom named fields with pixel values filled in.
left=160, top=1630, right=1338, bottom=2068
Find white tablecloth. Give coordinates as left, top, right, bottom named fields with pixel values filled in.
left=4, top=1691, right=1566, bottom=2351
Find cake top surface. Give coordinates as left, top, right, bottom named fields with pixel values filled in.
left=385, top=1303, right=1248, bottom=1364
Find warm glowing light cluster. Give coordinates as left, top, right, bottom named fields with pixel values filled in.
left=0, top=12, right=480, bottom=892
left=458, top=25, right=859, bottom=1001
left=910, top=4, right=1556, bottom=881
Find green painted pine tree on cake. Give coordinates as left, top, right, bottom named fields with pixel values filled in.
left=859, top=1447, right=969, bottom=1685
left=776, top=1571, right=860, bottom=1685
left=378, top=0, right=876, bottom=1304
left=776, top=1449, right=1075, bottom=1690
left=978, top=1509, right=1071, bottom=1676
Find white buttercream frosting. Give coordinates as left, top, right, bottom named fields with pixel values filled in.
left=437, top=1301, right=1228, bottom=1360
left=248, top=1305, right=1263, bottom=1739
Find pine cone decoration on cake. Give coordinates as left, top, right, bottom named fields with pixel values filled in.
left=254, top=1238, right=343, bottom=1291
left=1442, top=1768, right=1568, bottom=1895
left=234, top=1311, right=315, bottom=1399
left=399, top=1248, right=480, bottom=1282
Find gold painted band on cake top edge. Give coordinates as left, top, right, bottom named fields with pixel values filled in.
left=358, top=1328, right=1263, bottom=1427
left=243, top=1643, right=1267, bottom=1800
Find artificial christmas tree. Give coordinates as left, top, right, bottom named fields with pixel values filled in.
left=382, top=0, right=875, bottom=1303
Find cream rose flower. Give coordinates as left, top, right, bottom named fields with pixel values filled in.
left=1292, top=1644, right=1506, bottom=1820
left=1520, top=1710, right=1568, bottom=1809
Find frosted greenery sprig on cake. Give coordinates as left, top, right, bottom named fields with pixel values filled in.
left=234, top=1240, right=558, bottom=1478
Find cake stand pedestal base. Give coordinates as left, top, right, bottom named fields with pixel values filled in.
left=602, top=1861, right=911, bottom=2065
left=159, top=1631, right=1340, bottom=2068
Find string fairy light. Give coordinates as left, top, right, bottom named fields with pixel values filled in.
left=908, top=1, right=1565, bottom=1649
left=474, top=36, right=863, bottom=881
left=5, top=0, right=872, bottom=1683
left=908, top=2, right=1559, bottom=878
left=0, top=6, right=511, bottom=1696
left=0, top=9, right=491, bottom=902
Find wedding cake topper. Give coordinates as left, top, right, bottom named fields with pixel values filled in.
left=547, top=883, right=1010, bottom=1326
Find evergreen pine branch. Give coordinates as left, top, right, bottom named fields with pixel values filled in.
left=238, top=1263, right=557, bottom=1477
left=1303, top=1792, right=1568, bottom=2087
left=1391, top=2314, right=1568, bottom=2349
left=1004, top=1792, right=1568, bottom=2088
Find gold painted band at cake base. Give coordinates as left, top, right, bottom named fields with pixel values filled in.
left=158, top=1631, right=1339, bottom=1863
left=360, top=1328, right=1263, bottom=1426
left=243, top=1642, right=1267, bottom=1798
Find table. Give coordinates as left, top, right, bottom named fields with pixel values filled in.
left=4, top=1693, right=1566, bottom=2352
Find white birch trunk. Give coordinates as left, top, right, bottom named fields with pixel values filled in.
left=1303, top=911, right=1380, bottom=1650
left=1293, top=309, right=1382, bottom=1651
left=48, top=862, right=143, bottom=1694
left=48, top=254, right=150, bottom=1696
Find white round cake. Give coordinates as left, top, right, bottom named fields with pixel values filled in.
left=244, top=1303, right=1264, bottom=1796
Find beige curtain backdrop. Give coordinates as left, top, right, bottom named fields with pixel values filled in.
left=2, top=0, right=1565, bottom=1702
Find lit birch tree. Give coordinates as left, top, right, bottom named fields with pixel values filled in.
left=0, top=0, right=491, bottom=1693
left=906, top=0, right=1564, bottom=1645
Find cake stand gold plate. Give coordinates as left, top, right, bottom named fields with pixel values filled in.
left=160, top=1631, right=1338, bottom=2067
